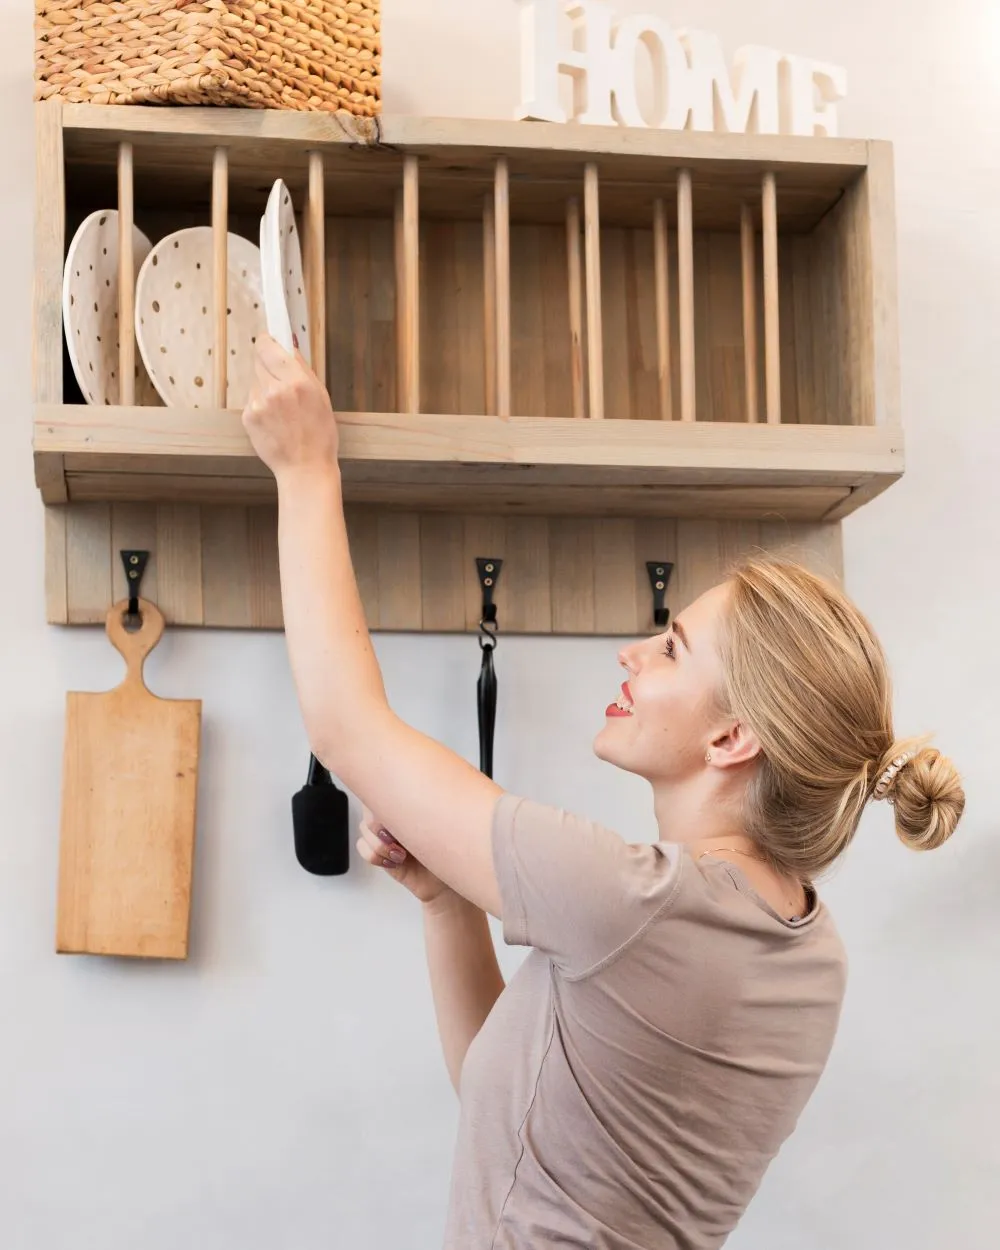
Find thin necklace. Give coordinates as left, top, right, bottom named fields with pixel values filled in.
left=698, top=846, right=806, bottom=920
left=697, top=846, right=765, bottom=863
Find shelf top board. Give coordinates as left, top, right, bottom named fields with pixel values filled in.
left=52, top=105, right=882, bottom=232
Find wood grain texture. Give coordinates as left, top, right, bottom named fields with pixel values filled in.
left=45, top=506, right=69, bottom=624
left=740, top=204, right=758, bottom=423
left=201, top=506, right=251, bottom=627
left=56, top=599, right=200, bottom=959
left=52, top=504, right=842, bottom=633
left=66, top=503, right=112, bottom=624
left=402, top=155, right=420, bottom=413
left=34, top=102, right=64, bottom=405
left=155, top=504, right=204, bottom=623
left=61, top=107, right=868, bottom=234
left=211, top=146, right=228, bottom=408
left=864, top=142, right=901, bottom=427
left=494, top=158, right=511, bottom=418
left=762, top=172, right=781, bottom=423
left=306, top=150, right=327, bottom=387
left=653, top=198, right=673, bottom=421
left=37, top=403, right=904, bottom=483
left=393, top=192, right=405, bottom=413
left=41, top=109, right=897, bottom=635
left=584, top=163, right=604, bottom=420
left=483, top=193, right=497, bottom=415
left=566, top=197, right=584, bottom=419
left=117, top=142, right=136, bottom=407
left=677, top=170, right=696, bottom=422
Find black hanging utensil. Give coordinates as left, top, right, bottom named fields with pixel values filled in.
left=291, top=753, right=350, bottom=876
left=476, top=558, right=502, bottom=779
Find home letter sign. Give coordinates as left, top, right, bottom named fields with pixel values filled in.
left=516, top=0, right=847, bottom=136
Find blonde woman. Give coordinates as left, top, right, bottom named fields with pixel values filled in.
left=243, top=336, right=964, bottom=1250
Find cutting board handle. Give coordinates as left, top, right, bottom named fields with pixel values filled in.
left=105, top=598, right=165, bottom=689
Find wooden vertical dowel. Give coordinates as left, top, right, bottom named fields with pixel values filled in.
left=762, top=172, right=781, bottom=424
left=211, top=146, right=228, bottom=409
left=394, top=190, right=405, bottom=412
left=494, top=157, right=511, bottom=418
left=117, top=142, right=135, bottom=406
left=740, top=204, right=759, bottom=424
left=677, top=169, right=696, bottom=423
left=566, top=196, right=584, bottom=419
left=483, top=192, right=497, bottom=414
left=583, top=161, right=604, bottom=421
left=306, top=150, right=327, bottom=387
left=652, top=197, right=672, bottom=422
left=402, top=154, right=420, bottom=414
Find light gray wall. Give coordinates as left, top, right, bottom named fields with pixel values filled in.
left=1, top=2, right=996, bottom=1246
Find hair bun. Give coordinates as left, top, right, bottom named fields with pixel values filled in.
left=889, top=746, right=965, bottom=850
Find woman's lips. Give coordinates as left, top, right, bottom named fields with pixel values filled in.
left=606, top=681, right=633, bottom=718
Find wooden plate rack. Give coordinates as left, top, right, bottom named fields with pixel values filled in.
left=33, top=104, right=902, bottom=633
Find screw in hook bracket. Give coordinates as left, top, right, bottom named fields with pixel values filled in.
left=645, top=561, right=674, bottom=629
left=476, top=557, right=503, bottom=647
left=120, top=549, right=150, bottom=622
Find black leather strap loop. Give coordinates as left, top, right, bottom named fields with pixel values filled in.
left=477, top=636, right=497, bottom=779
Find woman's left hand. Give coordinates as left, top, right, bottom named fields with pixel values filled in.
left=242, top=334, right=339, bottom=480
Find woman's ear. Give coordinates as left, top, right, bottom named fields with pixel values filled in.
left=708, top=720, right=762, bottom=770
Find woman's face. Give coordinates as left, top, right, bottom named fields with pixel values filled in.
left=593, top=582, right=734, bottom=784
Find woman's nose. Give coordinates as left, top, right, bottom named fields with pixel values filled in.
left=617, top=641, right=640, bottom=671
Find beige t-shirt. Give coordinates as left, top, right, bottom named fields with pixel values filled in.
left=443, top=794, right=847, bottom=1250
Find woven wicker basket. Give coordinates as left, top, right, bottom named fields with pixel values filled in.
left=35, top=0, right=380, bottom=115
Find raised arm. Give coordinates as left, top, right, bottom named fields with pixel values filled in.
left=243, top=337, right=503, bottom=916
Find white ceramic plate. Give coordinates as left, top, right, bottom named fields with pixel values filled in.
left=135, top=227, right=267, bottom=409
left=260, top=179, right=311, bottom=362
left=63, top=209, right=160, bottom=406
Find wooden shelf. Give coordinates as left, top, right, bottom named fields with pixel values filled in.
left=35, top=104, right=903, bottom=632
left=35, top=405, right=902, bottom=521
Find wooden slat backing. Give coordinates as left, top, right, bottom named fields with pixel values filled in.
left=54, top=503, right=843, bottom=633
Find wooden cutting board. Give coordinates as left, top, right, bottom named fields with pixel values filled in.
left=56, top=598, right=201, bottom=959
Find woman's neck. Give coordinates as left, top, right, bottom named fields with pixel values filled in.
left=651, top=777, right=749, bottom=849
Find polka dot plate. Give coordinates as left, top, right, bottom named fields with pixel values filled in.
left=62, top=209, right=160, bottom=406
left=134, top=227, right=266, bottom=409
left=259, top=179, right=311, bottom=364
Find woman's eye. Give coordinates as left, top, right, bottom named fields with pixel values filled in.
left=662, top=634, right=675, bottom=659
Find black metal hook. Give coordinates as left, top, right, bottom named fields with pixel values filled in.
left=476, top=557, right=502, bottom=651
left=120, top=550, right=150, bottom=623
left=646, top=561, right=674, bottom=629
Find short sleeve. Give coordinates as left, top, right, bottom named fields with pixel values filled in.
left=491, top=793, right=682, bottom=978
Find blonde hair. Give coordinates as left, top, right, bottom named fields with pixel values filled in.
left=719, top=559, right=964, bottom=879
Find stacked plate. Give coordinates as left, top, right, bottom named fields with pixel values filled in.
left=63, top=179, right=310, bottom=409
left=63, top=210, right=161, bottom=407
left=259, top=179, right=311, bottom=363
left=134, top=228, right=266, bottom=409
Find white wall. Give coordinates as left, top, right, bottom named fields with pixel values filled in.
left=2, top=2, right=997, bottom=1247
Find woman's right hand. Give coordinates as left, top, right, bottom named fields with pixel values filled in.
left=356, top=807, right=453, bottom=906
